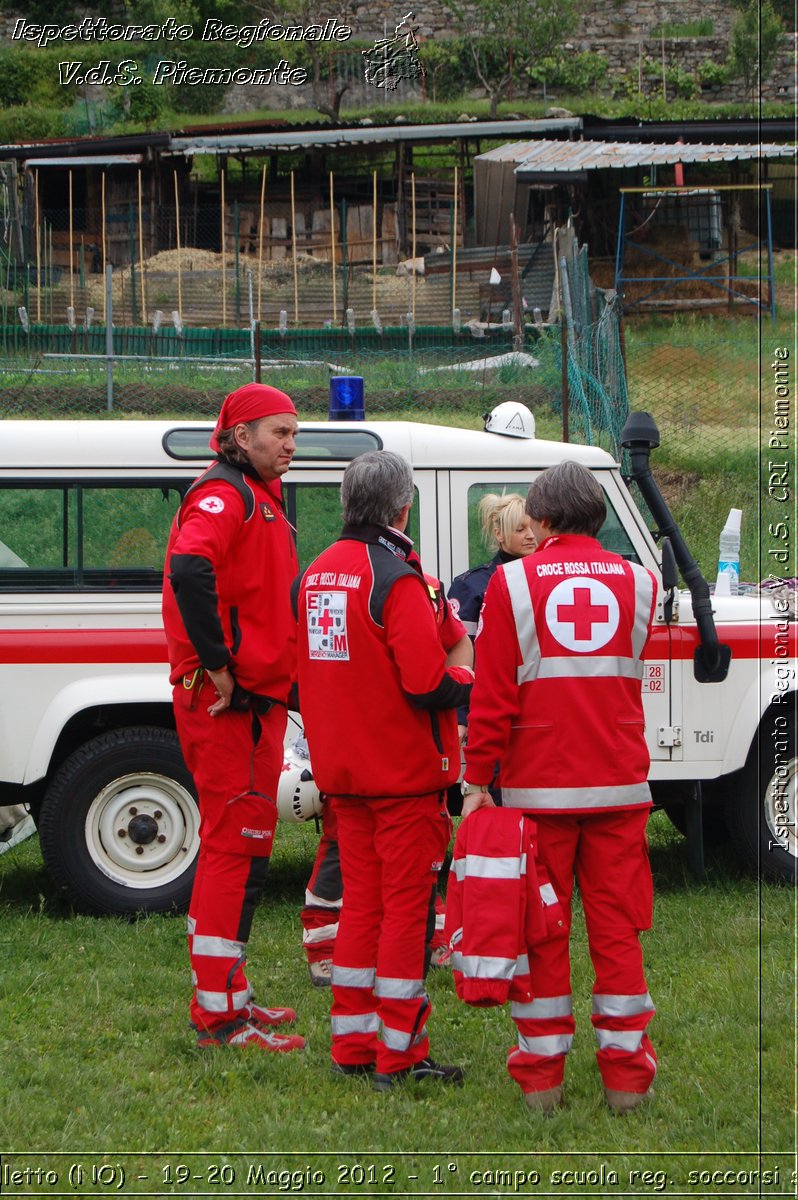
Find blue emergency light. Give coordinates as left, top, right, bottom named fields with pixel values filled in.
left=329, top=375, right=365, bottom=421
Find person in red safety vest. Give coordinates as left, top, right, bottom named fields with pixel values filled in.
left=295, top=450, right=473, bottom=1089
left=162, top=383, right=305, bottom=1053
left=462, top=461, right=658, bottom=1115
left=300, top=571, right=472, bottom=986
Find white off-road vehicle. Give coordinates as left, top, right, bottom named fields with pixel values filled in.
left=0, top=415, right=793, bottom=913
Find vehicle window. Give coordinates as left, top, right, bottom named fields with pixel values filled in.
left=288, top=483, right=420, bottom=573
left=0, top=484, right=183, bottom=591
left=464, top=481, right=640, bottom=567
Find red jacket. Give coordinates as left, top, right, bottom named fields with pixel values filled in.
left=465, top=534, right=656, bottom=814
left=163, top=461, right=298, bottom=698
left=296, top=525, right=472, bottom=799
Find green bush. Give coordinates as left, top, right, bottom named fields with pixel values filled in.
left=698, top=59, right=730, bottom=87
left=651, top=18, right=715, bottom=37
left=528, top=50, right=609, bottom=92
left=0, top=105, right=66, bottom=142
left=666, top=63, right=700, bottom=98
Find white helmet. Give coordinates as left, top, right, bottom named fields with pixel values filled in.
left=277, top=738, right=323, bottom=822
left=484, top=401, right=535, bottom=439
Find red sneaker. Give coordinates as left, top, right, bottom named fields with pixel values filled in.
left=243, top=1001, right=297, bottom=1027
left=196, top=1019, right=305, bottom=1052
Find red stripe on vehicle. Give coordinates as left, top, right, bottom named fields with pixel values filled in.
left=0, top=629, right=169, bottom=664
left=646, top=624, right=798, bottom=661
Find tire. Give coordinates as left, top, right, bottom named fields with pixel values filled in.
left=726, top=706, right=797, bottom=885
left=38, top=727, right=200, bottom=915
left=656, top=780, right=730, bottom=848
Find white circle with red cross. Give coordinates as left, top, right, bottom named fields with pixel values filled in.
left=198, top=495, right=225, bottom=514
left=544, top=577, right=620, bottom=652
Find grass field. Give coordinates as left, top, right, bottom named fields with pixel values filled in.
left=0, top=812, right=795, bottom=1195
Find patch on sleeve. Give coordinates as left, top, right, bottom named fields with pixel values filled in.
left=198, top=495, right=225, bottom=514
left=306, top=591, right=349, bottom=660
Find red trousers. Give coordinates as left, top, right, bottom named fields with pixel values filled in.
left=330, top=793, right=451, bottom=1073
left=508, top=808, right=657, bottom=1096
left=173, top=676, right=286, bottom=1032
left=301, top=802, right=447, bottom=964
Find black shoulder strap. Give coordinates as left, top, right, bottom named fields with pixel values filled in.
left=181, top=461, right=256, bottom=522
left=367, top=543, right=425, bottom=627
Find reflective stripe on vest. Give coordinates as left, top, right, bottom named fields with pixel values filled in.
left=534, top=655, right=644, bottom=681
left=502, top=782, right=651, bottom=810
left=331, top=964, right=376, bottom=989
left=517, top=1032, right=573, bottom=1056
left=630, top=562, right=656, bottom=662
left=331, top=1012, right=380, bottom=1037
left=593, top=992, right=655, bottom=1018
left=453, top=853, right=525, bottom=882
left=374, top=976, right=425, bottom=1000
left=511, top=994, right=573, bottom=1021
left=451, top=952, right=517, bottom=980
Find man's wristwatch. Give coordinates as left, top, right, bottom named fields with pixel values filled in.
left=461, top=780, right=485, bottom=797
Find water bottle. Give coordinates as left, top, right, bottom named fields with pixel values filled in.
left=716, top=508, right=742, bottom=596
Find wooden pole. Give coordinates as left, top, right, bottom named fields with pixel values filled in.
left=290, top=170, right=299, bottom=325
left=372, top=169, right=378, bottom=313
left=101, top=171, right=107, bottom=324
left=220, top=167, right=227, bottom=327
left=411, top=171, right=417, bottom=321
left=137, top=169, right=147, bottom=324
left=257, top=163, right=266, bottom=322
left=173, top=169, right=182, bottom=317
left=452, top=164, right=458, bottom=318
left=34, top=170, right=41, bottom=322
left=68, top=170, right=75, bottom=310
left=329, top=170, right=337, bottom=325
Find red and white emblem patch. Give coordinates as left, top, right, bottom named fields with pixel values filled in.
left=307, top=591, right=349, bottom=660
left=198, top=495, right=225, bottom=514
left=544, top=577, right=620, bottom=652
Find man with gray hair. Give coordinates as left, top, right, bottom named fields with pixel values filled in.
left=462, top=461, right=658, bottom=1115
left=295, top=451, right=473, bottom=1090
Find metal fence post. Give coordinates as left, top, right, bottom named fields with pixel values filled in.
left=105, top=265, right=114, bottom=411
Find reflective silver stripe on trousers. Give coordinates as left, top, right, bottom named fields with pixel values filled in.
left=375, top=976, right=425, bottom=1000
left=196, top=987, right=251, bottom=1013
left=451, top=953, right=517, bottom=980
left=502, top=782, right=651, bottom=810
left=453, top=853, right=523, bottom=882
left=539, top=881, right=559, bottom=906
left=304, top=889, right=342, bottom=909
left=629, top=562, right=655, bottom=662
left=503, top=558, right=541, bottom=685
left=192, top=934, right=246, bottom=958
left=187, top=916, right=196, bottom=936
left=382, top=1021, right=427, bottom=1052
left=511, top=994, right=573, bottom=1020
left=331, top=964, right=376, bottom=988
left=593, top=992, right=655, bottom=1017
left=517, top=1032, right=573, bottom=1056
left=331, top=1012, right=380, bottom=1036
left=534, top=656, right=644, bottom=681
left=303, top=922, right=339, bottom=945
left=595, top=1027, right=645, bottom=1052
left=516, top=953, right=530, bottom=975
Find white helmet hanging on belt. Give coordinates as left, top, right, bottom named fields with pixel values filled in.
left=277, top=737, right=323, bottom=822
left=484, top=401, right=536, bottom=439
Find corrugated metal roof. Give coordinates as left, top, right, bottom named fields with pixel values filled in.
left=165, top=118, right=581, bottom=156
left=476, top=139, right=796, bottom=176
left=23, top=154, right=144, bottom=168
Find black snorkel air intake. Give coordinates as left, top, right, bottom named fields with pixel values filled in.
left=621, top=412, right=731, bottom=683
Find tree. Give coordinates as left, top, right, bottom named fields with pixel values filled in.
left=728, top=0, right=784, bottom=100
left=443, top=0, right=580, bottom=118
left=252, top=0, right=350, bottom=123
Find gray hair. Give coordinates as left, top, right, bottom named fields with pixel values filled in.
left=341, top=451, right=414, bottom=528
left=215, top=421, right=258, bottom=466
left=526, top=461, right=606, bottom=537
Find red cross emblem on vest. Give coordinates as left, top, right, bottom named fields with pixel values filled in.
left=544, top=577, right=620, bottom=652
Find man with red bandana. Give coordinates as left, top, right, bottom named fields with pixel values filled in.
left=462, top=462, right=658, bottom=1114
left=163, top=383, right=305, bottom=1052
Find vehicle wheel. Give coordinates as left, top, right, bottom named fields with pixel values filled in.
left=726, top=707, right=797, bottom=885
left=39, top=727, right=200, bottom=915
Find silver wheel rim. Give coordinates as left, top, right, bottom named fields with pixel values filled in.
left=84, top=772, right=200, bottom=888
left=764, top=753, right=798, bottom=859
